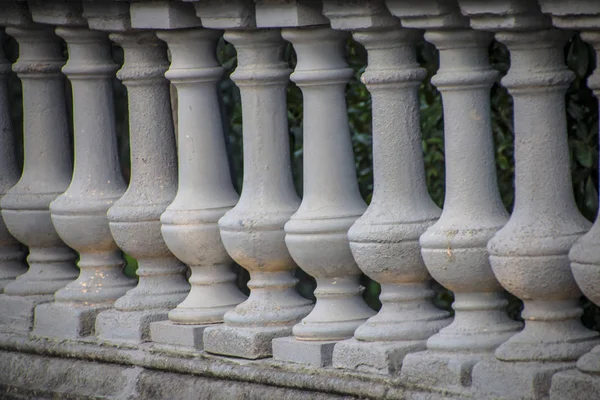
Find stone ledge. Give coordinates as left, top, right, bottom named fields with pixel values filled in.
left=0, top=333, right=415, bottom=400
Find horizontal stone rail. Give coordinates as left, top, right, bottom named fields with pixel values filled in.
left=0, top=0, right=599, bottom=399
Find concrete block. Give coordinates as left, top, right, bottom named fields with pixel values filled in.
left=333, top=338, right=425, bottom=375
left=255, top=0, right=328, bottom=28
left=190, top=0, right=256, bottom=29
left=0, top=294, right=52, bottom=333
left=272, top=336, right=337, bottom=367
left=203, top=325, right=291, bottom=359
left=150, top=320, right=210, bottom=350
left=130, top=0, right=202, bottom=29
left=82, top=2, right=132, bottom=32
left=95, top=308, right=168, bottom=345
left=32, top=302, right=109, bottom=340
left=471, top=358, right=576, bottom=400
left=400, top=350, right=486, bottom=390
left=550, top=369, right=600, bottom=400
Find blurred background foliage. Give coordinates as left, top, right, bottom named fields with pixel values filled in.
left=3, top=31, right=600, bottom=331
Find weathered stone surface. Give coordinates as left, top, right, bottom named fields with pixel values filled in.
left=282, top=26, right=373, bottom=343
left=323, top=0, right=398, bottom=30
left=0, top=295, right=51, bottom=333
left=273, top=336, right=337, bottom=367
left=96, top=308, right=169, bottom=345
left=82, top=0, right=132, bottom=31
left=189, top=0, right=256, bottom=29
left=206, top=28, right=312, bottom=359
left=550, top=369, right=600, bottom=400
left=150, top=320, right=208, bottom=350
left=0, top=30, right=25, bottom=293
left=129, top=0, right=201, bottom=29
left=255, top=0, right=329, bottom=28
left=32, top=302, right=109, bottom=340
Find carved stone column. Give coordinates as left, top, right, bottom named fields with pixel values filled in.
left=0, top=29, right=26, bottom=292
left=31, top=24, right=135, bottom=339
left=150, top=27, right=247, bottom=350
left=537, top=2, right=600, bottom=398
left=270, top=24, right=375, bottom=367
left=94, top=29, right=190, bottom=345
left=382, top=0, right=522, bottom=389
left=0, top=25, right=78, bottom=333
left=458, top=2, right=600, bottom=398
left=319, top=0, right=452, bottom=376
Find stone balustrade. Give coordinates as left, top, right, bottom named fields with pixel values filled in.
left=1, top=1, right=600, bottom=399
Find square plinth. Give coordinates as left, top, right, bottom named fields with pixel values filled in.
left=0, top=294, right=53, bottom=333
left=333, top=338, right=425, bottom=375
left=32, top=302, right=111, bottom=340
left=150, top=320, right=212, bottom=350
left=203, top=325, right=292, bottom=359
left=550, top=369, right=600, bottom=400
left=95, top=308, right=169, bottom=345
left=400, top=350, right=486, bottom=391
left=471, top=358, right=575, bottom=400
left=272, top=336, right=337, bottom=367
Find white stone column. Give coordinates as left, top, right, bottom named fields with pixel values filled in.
left=0, top=29, right=26, bottom=292
left=203, top=28, right=312, bottom=360
left=149, top=28, right=247, bottom=350
left=95, top=31, right=190, bottom=345
left=31, top=27, right=135, bottom=340
left=381, top=6, right=522, bottom=389
left=271, top=26, right=375, bottom=367
left=315, top=21, right=452, bottom=374
left=458, top=2, right=600, bottom=398
left=0, top=26, right=78, bottom=333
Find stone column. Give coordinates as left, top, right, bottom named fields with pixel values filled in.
left=381, top=0, right=522, bottom=388
left=202, top=28, right=312, bottom=360
left=272, top=26, right=375, bottom=367
left=31, top=27, right=135, bottom=340
left=0, top=26, right=78, bottom=333
left=458, top=2, right=600, bottom=398
left=149, top=28, right=247, bottom=350
left=0, top=29, right=26, bottom=292
left=94, top=31, right=190, bottom=345
left=318, top=1, right=452, bottom=374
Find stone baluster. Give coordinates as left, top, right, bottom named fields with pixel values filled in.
left=0, top=21, right=78, bottom=332
left=91, top=4, right=190, bottom=344
left=0, top=29, right=26, bottom=292
left=191, top=1, right=312, bottom=359
left=383, top=0, right=522, bottom=389
left=537, top=2, right=600, bottom=399
left=121, top=2, right=248, bottom=350
left=456, top=1, right=600, bottom=398
left=317, top=0, right=451, bottom=375
left=24, top=1, right=135, bottom=340
left=250, top=0, right=374, bottom=367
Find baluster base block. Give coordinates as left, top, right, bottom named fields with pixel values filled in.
left=471, top=358, right=575, bottom=400
left=400, top=350, right=488, bottom=392
left=32, top=302, right=111, bottom=340
left=0, top=294, right=53, bottom=333
left=150, top=320, right=209, bottom=350
left=273, top=336, right=337, bottom=367
left=203, top=325, right=292, bottom=359
left=550, top=369, right=600, bottom=400
left=95, top=309, right=168, bottom=345
left=332, top=338, right=425, bottom=375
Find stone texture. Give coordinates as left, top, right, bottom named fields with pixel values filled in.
left=150, top=320, right=208, bottom=350
left=550, top=369, right=600, bottom=400
left=0, top=295, right=51, bottom=333
left=333, top=338, right=424, bottom=375
left=156, top=28, right=246, bottom=327
left=204, top=29, right=312, bottom=359
left=96, top=308, right=169, bottom=345
left=96, top=31, right=190, bottom=344
left=255, top=0, right=329, bottom=27
left=129, top=0, right=202, bottom=29
left=282, top=26, right=374, bottom=344
left=0, top=26, right=78, bottom=333
left=32, top=302, right=109, bottom=339
left=189, top=0, right=256, bottom=29
left=273, top=336, right=337, bottom=367
left=0, top=30, right=26, bottom=293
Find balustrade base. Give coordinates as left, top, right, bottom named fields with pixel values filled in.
left=203, top=324, right=291, bottom=359
left=471, top=358, right=575, bottom=400
left=333, top=338, right=425, bottom=375
left=549, top=369, right=600, bottom=400
left=32, top=302, right=111, bottom=340
left=273, top=336, right=337, bottom=367
left=400, top=350, right=487, bottom=393
left=95, top=308, right=168, bottom=345
left=149, top=320, right=209, bottom=350
left=0, top=294, right=53, bottom=333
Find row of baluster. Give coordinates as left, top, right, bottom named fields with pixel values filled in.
left=1, top=0, right=600, bottom=398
